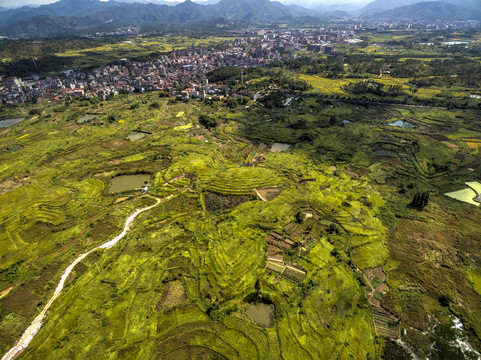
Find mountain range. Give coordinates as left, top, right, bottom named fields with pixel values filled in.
left=0, top=0, right=479, bottom=38
left=368, top=1, right=479, bottom=21
left=0, top=0, right=323, bottom=37
left=361, top=0, right=480, bottom=16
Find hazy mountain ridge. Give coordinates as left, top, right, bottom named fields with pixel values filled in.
left=361, top=0, right=423, bottom=15
left=360, top=0, right=481, bottom=15
left=0, top=0, right=322, bottom=37
left=0, top=0, right=121, bottom=27
left=368, top=1, right=481, bottom=21
left=0, top=0, right=478, bottom=37
left=114, top=0, right=181, bottom=5
left=323, top=10, right=350, bottom=18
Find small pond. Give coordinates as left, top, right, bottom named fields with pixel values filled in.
left=375, top=149, right=398, bottom=157
left=108, top=174, right=150, bottom=194
left=388, top=120, right=417, bottom=128
left=0, top=118, right=25, bottom=128
left=127, top=132, right=146, bottom=141
left=283, top=97, right=294, bottom=106
left=419, top=41, right=469, bottom=46
left=77, top=115, right=95, bottom=124
left=246, top=303, right=275, bottom=328
left=270, top=143, right=291, bottom=152
left=443, top=41, right=469, bottom=45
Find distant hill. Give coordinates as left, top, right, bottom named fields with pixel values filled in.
left=361, top=0, right=481, bottom=16
left=284, top=3, right=318, bottom=18
left=450, top=0, right=480, bottom=10
left=0, top=0, right=322, bottom=37
left=0, top=0, right=120, bottom=27
left=279, top=0, right=325, bottom=11
left=368, top=1, right=480, bottom=21
left=115, top=0, right=180, bottom=5
left=279, top=0, right=366, bottom=14
left=323, top=10, right=350, bottom=18
left=361, top=0, right=421, bottom=15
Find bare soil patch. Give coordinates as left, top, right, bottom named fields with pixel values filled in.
left=0, top=177, right=30, bottom=195
left=1, top=288, right=39, bottom=317
left=156, top=280, right=187, bottom=311
left=441, top=141, right=459, bottom=151
left=86, top=215, right=121, bottom=245
left=20, top=222, right=52, bottom=244
left=106, top=159, right=122, bottom=166
left=257, top=188, right=281, bottom=201
left=61, top=124, right=78, bottom=133
left=204, top=192, right=250, bottom=212
left=155, top=118, right=173, bottom=127
left=162, top=345, right=228, bottom=360
left=383, top=202, right=481, bottom=334
left=0, top=287, right=13, bottom=300
left=101, top=138, right=130, bottom=149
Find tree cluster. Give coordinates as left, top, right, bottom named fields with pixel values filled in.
left=199, top=114, right=217, bottom=129
left=410, top=191, right=430, bottom=209
left=343, top=81, right=404, bottom=97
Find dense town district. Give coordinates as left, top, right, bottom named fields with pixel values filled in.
left=0, top=28, right=345, bottom=104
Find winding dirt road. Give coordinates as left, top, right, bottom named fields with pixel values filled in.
left=1, top=194, right=167, bottom=360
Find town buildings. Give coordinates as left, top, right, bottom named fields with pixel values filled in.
left=0, top=28, right=344, bottom=104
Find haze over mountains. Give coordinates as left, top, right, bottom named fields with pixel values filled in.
left=0, top=0, right=479, bottom=37
left=367, top=1, right=477, bottom=21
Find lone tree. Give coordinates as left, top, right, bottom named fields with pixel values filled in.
left=199, top=114, right=217, bottom=129
left=410, top=191, right=429, bottom=209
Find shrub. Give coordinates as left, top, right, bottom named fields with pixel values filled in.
left=199, top=114, right=218, bottom=129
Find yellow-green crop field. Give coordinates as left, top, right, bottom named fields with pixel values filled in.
left=300, top=75, right=350, bottom=95
left=54, top=36, right=235, bottom=67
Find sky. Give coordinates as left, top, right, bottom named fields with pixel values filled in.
left=0, top=0, right=369, bottom=7
left=0, top=0, right=58, bottom=6
left=0, top=0, right=472, bottom=8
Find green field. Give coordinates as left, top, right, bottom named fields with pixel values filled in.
left=53, top=36, right=235, bottom=68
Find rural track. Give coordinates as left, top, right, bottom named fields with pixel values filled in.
left=1, top=175, right=186, bottom=360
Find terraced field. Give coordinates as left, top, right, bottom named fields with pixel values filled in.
left=1, top=86, right=481, bottom=360
left=205, top=166, right=285, bottom=196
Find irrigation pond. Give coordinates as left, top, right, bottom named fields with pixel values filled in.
left=108, top=174, right=150, bottom=194
left=246, top=303, right=275, bottom=328
left=0, top=118, right=25, bottom=128
left=270, top=143, right=291, bottom=152
left=388, top=120, right=417, bottom=128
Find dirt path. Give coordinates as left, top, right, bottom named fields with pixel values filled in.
left=253, top=188, right=268, bottom=202
left=0, top=287, right=13, bottom=300
left=0, top=192, right=171, bottom=360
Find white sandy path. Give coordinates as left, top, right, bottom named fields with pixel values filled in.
left=1, top=194, right=169, bottom=360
